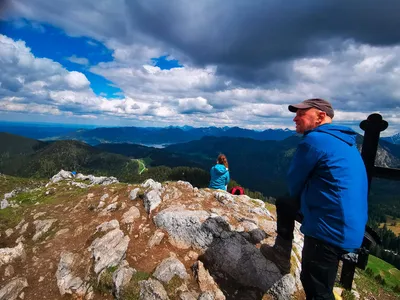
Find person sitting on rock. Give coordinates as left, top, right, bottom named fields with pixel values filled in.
left=261, top=98, right=368, bottom=300
left=209, top=154, right=230, bottom=191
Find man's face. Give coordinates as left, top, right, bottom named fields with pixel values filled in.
left=293, top=108, right=321, bottom=134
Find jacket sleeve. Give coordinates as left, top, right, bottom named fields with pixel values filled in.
left=225, top=170, right=230, bottom=185
left=287, top=140, right=321, bottom=198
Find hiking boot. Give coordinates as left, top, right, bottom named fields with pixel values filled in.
left=260, top=235, right=292, bottom=275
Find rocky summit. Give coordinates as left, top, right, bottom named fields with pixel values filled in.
left=0, top=170, right=305, bottom=300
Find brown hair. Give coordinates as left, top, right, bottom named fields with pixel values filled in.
left=217, top=154, right=229, bottom=169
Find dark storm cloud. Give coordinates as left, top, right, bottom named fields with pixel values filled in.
left=125, top=0, right=400, bottom=81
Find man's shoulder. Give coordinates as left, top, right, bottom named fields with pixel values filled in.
left=301, top=131, right=326, bottom=145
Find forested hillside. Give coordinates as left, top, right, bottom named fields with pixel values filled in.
left=0, top=133, right=211, bottom=188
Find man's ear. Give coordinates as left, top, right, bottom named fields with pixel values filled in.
left=318, top=111, right=327, bottom=122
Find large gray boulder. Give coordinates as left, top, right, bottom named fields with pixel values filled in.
left=89, top=228, right=130, bottom=274
left=49, top=170, right=73, bottom=184
left=153, top=209, right=212, bottom=249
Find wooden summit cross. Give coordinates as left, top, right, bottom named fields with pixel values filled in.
left=339, top=113, right=400, bottom=290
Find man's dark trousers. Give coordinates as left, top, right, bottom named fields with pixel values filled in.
left=276, top=197, right=346, bottom=300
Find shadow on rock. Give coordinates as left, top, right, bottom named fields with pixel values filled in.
left=199, top=217, right=282, bottom=300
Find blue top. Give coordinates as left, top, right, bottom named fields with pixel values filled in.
left=209, top=164, right=230, bottom=191
left=287, top=124, right=368, bottom=251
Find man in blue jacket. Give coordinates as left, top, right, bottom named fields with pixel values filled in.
left=261, top=98, right=368, bottom=300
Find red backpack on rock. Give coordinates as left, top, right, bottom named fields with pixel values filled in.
left=230, top=186, right=245, bottom=195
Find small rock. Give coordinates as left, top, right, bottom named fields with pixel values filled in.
left=4, top=265, right=14, bottom=277
left=96, top=220, right=120, bottom=233
left=153, top=257, right=189, bottom=283
left=100, top=194, right=109, bottom=201
left=184, top=251, right=198, bottom=261
left=15, top=219, right=25, bottom=230
left=139, top=278, right=169, bottom=300
left=193, top=261, right=225, bottom=300
left=32, top=219, right=57, bottom=242
left=0, top=277, right=28, bottom=300
left=129, top=188, right=140, bottom=200
left=148, top=230, right=165, bottom=248
left=5, top=229, right=14, bottom=237
left=121, top=207, right=141, bottom=225
left=33, top=212, right=46, bottom=220
left=0, top=243, right=26, bottom=266
left=19, top=223, right=29, bottom=235
left=112, top=260, right=136, bottom=298
left=55, top=229, right=70, bottom=237
left=105, top=203, right=118, bottom=212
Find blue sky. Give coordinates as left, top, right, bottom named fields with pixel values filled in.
left=1, top=20, right=122, bottom=98
left=1, top=0, right=400, bottom=135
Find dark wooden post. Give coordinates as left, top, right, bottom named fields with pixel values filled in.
left=359, top=113, right=388, bottom=192
left=340, top=113, right=388, bottom=290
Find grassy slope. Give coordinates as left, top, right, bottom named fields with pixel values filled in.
left=367, top=255, right=400, bottom=288
left=0, top=174, right=46, bottom=196
left=0, top=174, right=47, bottom=233
left=344, top=255, right=400, bottom=300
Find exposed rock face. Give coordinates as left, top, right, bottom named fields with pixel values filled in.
left=1, top=189, right=25, bottom=210
left=129, top=188, right=140, bottom=200
left=48, top=169, right=119, bottom=186
left=32, top=219, right=57, bottom=241
left=267, top=274, right=297, bottom=300
left=0, top=243, right=26, bottom=266
left=153, top=257, right=189, bottom=283
left=121, top=207, right=141, bottom=224
left=0, top=277, right=28, bottom=300
left=55, top=251, right=88, bottom=297
left=200, top=220, right=281, bottom=299
left=0, top=173, right=305, bottom=300
left=112, top=260, right=136, bottom=298
left=96, top=219, right=120, bottom=232
left=193, top=261, right=225, bottom=300
left=148, top=230, right=165, bottom=248
left=139, top=278, right=169, bottom=300
left=142, top=179, right=163, bottom=214
left=154, top=209, right=212, bottom=249
left=89, top=228, right=130, bottom=274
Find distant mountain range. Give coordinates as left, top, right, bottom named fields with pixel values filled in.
left=53, top=126, right=296, bottom=146
left=0, top=121, right=95, bottom=140
left=1, top=122, right=400, bottom=146
left=1, top=131, right=399, bottom=198
left=382, top=133, right=400, bottom=145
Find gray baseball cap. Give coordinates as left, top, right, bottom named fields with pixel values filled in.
left=288, top=98, right=334, bottom=118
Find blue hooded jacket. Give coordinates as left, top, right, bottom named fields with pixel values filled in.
left=287, top=124, right=368, bottom=251
left=209, top=164, right=230, bottom=191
